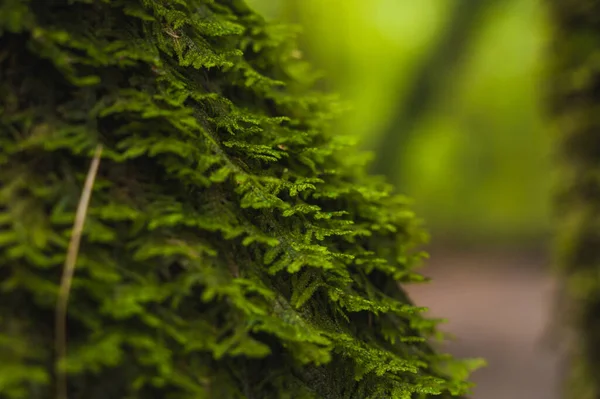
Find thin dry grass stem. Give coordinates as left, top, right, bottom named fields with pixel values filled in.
left=54, top=144, right=104, bottom=399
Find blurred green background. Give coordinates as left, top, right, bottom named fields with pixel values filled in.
left=247, top=0, right=552, bottom=250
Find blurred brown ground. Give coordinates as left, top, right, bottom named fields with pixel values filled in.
left=406, top=248, right=561, bottom=399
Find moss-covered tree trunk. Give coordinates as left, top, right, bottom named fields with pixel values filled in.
left=549, top=1, right=600, bottom=398
left=0, top=1, right=479, bottom=398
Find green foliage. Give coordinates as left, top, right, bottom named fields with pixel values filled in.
left=0, top=0, right=479, bottom=398
left=549, top=1, right=600, bottom=398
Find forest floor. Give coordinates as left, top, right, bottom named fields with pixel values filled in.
left=405, top=247, right=561, bottom=399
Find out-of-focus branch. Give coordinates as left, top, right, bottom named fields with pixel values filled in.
left=369, top=0, right=501, bottom=183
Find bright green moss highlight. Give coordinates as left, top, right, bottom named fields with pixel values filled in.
left=0, top=1, right=480, bottom=398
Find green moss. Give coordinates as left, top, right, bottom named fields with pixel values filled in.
left=549, top=1, right=600, bottom=398
left=0, top=1, right=479, bottom=398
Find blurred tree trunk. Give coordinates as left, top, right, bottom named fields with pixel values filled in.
left=549, top=1, right=600, bottom=398
left=369, top=0, right=500, bottom=183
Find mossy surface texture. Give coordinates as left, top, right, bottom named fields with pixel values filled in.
left=550, top=1, right=600, bottom=398
left=0, top=1, right=479, bottom=398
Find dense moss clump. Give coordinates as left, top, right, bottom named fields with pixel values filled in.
left=549, top=1, right=600, bottom=398
left=0, top=1, right=479, bottom=398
